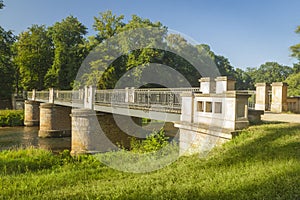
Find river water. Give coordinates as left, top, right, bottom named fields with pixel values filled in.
left=0, top=122, right=178, bottom=152
left=0, top=127, right=71, bottom=152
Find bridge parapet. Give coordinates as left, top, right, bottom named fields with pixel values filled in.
left=28, top=87, right=201, bottom=114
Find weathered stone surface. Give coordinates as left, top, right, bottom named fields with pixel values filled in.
left=255, top=83, right=270, bottom=111
left=271, top=82, right=288, bottom=113
left=24, top=100, right=40, bottom=126
left=175, top=122, right=231, bottom=156
left=70, top=109, right=145, bottom=155
left=38, top=103, right=71, bottom=137
left=215, top=76, right=236, bottom=94
left=177, top=76, right=250, bottom=155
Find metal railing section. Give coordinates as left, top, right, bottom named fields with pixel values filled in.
left=94, top=88, right=200, bottom=113
left=29, top=87, right=201, bottom=113
left=35, top=91, right=49, bottom=101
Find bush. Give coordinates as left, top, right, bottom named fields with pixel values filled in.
left=0, top=110, right=24, bottom=126
left=130, top=129, right=169, bottom=153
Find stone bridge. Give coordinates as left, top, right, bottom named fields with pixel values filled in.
left=24, top=76, right=257, bottom=155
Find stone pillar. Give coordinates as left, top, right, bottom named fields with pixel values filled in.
left=24, top=100, right=40, bottom=126
left=39, top=103, right=71, bottom=138
left=255, top=83, right=270, bottom=111
left=71, top=109, right=145, bottom=155
left=215, top=76, right=235, bottom=94
left=199, top=77, right=216, bottom=94
left=125, top=87, right=135, bottom=103
left=180, top=92, right=194, bottom=123
left=71, top=109, right=121, bottom=155
left=49, top=88, right=55, bottom=104
left=271, top=82, right=288, bottom=113
left=84, top=86, right=96, bottom=109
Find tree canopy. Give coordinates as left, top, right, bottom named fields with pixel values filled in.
left=246, top=62, right=293, bottom=84
left=0, top=1, right=16, bottom=99
left=44, top=16, right=87, bottom=89
left=1, top=7, right=300, bottom=99
left=14, top=25, right=53, bottom=91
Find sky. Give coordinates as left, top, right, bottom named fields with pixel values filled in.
left=0, top=0, right=300, bottom=70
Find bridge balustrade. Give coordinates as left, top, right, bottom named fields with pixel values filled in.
left=28, top=87, right=201, bottom=114
left=34, top=91, right=49, bottom=101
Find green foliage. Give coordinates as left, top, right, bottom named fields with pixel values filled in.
left=290, top=25, right=300, bottom=61
left=246, top=62, right=293, bottom=84
left=130, top=129, right=169, bottom=153
left=93, top=10, right=125, bottom=43
left=0, top=110, right=24, bottom=126
left=0, top=123, right=299, bottom=199
left=234, top=68, right=255, bottom=90
left=14, top=25, right=53, bottom=91
left=44, top=16, right=87, bottom=89
left=286, top=72, right=300, bottom=96
left=0, top=5, right=15, bottom=99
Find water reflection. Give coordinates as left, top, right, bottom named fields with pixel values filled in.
left=0, top=126, right=71, bottom=152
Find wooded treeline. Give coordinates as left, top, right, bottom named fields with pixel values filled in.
left=1, top=0, right=300, bottom=101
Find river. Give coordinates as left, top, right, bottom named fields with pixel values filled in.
left=0, top=126, right=71, bottom=152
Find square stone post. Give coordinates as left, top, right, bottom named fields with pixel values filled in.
left=215, top=76, right=235, bottom=94
left=180, top=92, right=194, bottom=123
left=125, top=87, right=135, bottom=103
left=32, top=89, right=36, bottom=101
left=199, top=77, right=216, bottom=94
left=255, top=83, right=270, bottom=111
left=49, top=88, right=55, bottom=104
left=84, top=86, right=96, bottom=109
left=271, top=82, right=288, bottom=113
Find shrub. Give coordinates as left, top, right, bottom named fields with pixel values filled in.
left=0, top=110, right=24, bottom=126
left=130, top=129, right=169, bottom=153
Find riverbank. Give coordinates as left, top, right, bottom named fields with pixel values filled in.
left=0, top=110, right=24, bottom=127
left=0, top=123, right=299, bottom=199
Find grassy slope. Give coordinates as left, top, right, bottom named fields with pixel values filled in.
left=0, top=123, right=299, bottom=200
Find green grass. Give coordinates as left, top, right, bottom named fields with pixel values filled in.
left=0, top=123, right=299, bottom=199
left=0, top=110, right=24, bottom=126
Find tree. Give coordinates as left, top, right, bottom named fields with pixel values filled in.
left=14, top=25, right=53, bottom=90
left=0, top=1, right=16, bottom=99
left=247, top=62, right=293, bottom=84
left=93, top=10, right=125, bottom=43
left=82, top=13, right=168, bottom=89
left=45, top=16, right=87, bottom=89
left=0, top=27, right=15, bottom=99
left=290, top=25, right=300, bottom=61
left=287, top=25, right=300, bottom=96
left=0, top=0, right=3, bottom=9
left=286, top=72, right=300, bottom=96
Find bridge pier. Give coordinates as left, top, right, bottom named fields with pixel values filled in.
left=71, top=109, right=144, bottom=155
left=38, top=103, right=71, bottom=138
left=24, top=100, right=40, bottom=126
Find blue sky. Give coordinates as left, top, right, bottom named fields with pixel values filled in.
left=0, top=0, right=300, bottom=69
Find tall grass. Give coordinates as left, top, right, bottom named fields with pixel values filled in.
left=0, top=123, right=299, bottom=199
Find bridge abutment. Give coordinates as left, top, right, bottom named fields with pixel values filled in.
left=38, top=103, right=71, bottom=138
left=176, top=76, right=251, bottom=155
left=24, top=100, right=40, bottom=126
